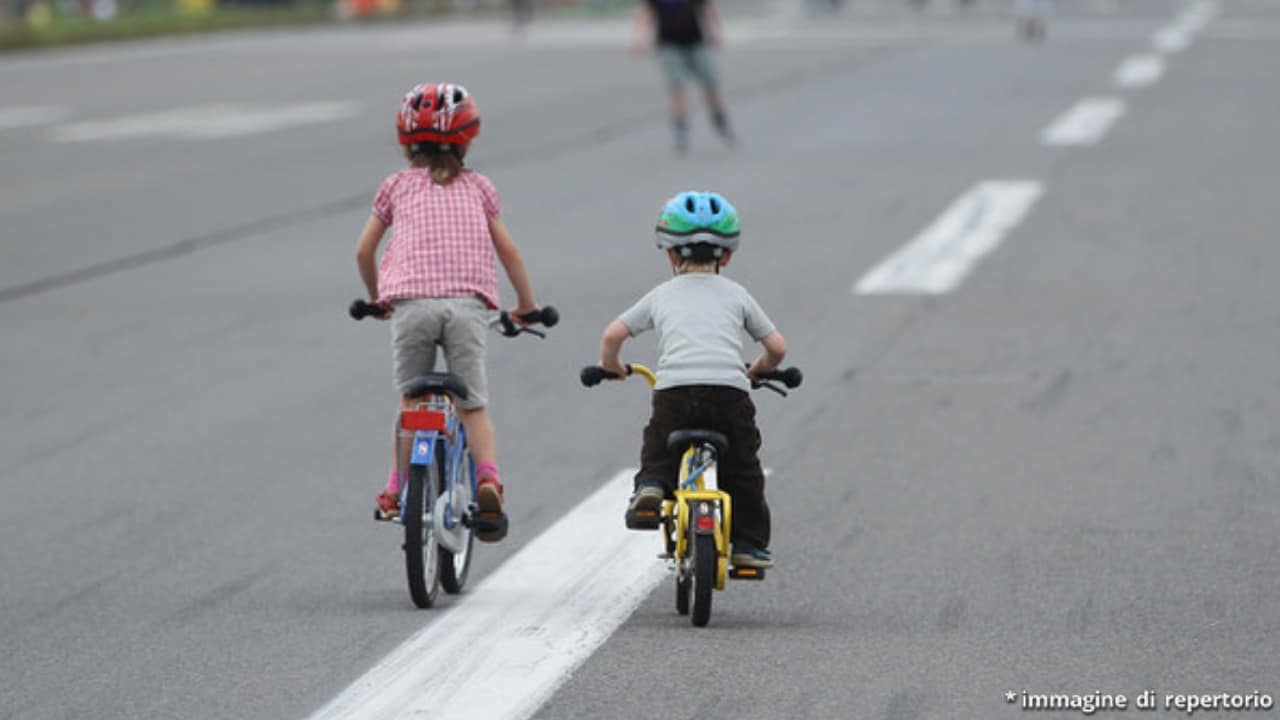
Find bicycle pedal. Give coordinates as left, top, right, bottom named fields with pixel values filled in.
left=625, top=508, right=662, bottom=531
left=729, top=567, right=766, bottom=580
left=469, top=511, right=509, bottom=543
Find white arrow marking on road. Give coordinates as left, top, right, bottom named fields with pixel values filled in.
left=308, top=469, right=668, bottom=720
left=1040, top=97, right=1126, bottom=147
left=51, top=101, right=361, bottom=143
left=1114, top=54, right=1165, bottom=89
left=855, top=180, right=1044, bottom=295
left=0, top=106, right=65, bottom=131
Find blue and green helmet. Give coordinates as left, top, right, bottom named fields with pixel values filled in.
left=655, top=191, right=741, bottom=252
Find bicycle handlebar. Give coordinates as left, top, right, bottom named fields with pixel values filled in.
left=754, top=366, right=803, bottom=390
left=349, top=299, right=390, bottom=320
left=348, top=299, right=559, bottom=338
left=579, top=364, right=630, bottom=387
left=494, top=306, right=559, bottom=338
left=580, top=364, right=802, bottom=395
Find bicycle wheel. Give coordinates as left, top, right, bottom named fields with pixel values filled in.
left=676, top=574, right=691, bottom=616
left=672, top=513, right=690, bottom=615
left=439, top=450, right=475, bottom=594
left=404, top=456, right=441, bottom=609
left=690, top=532, right=715, bottom=627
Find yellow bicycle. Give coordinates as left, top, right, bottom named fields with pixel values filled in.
left=580, top=362, right=802, bottom=626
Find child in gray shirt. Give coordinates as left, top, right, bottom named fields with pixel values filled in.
left=598, top=191, right=787, bottom=568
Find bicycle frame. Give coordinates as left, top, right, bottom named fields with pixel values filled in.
left=625, top=365, right=739, bottom=591
left=399, top=395, right=474, bottom=552
left=668, top=443, right=734, bottom=591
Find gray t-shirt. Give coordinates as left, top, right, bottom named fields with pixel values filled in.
left=619, top=273, right=776, bottom=391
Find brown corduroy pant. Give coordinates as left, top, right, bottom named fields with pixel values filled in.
left=634, top=385, right=771, bottom=549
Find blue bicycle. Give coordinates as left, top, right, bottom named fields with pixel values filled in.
left=350, top=299, right=557, bottom=608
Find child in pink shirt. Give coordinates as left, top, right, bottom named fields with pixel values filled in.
left=355, top=82, right=542, bottom=541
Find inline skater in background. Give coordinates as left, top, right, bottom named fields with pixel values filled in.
left=632, top=0, right=736, bottom=154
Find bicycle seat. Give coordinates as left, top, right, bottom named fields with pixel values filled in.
left=402, top=373, right=470, bottom=401
left=667, top=429, right=729, bottom=455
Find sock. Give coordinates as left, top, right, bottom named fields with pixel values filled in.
left=385, top=470, right=400, bottom=495
left=476, top=461, right=501, bottom=486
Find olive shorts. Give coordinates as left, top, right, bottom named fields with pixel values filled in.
left=389, top=297, right=489, bottom=409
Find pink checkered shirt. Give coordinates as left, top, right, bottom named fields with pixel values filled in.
left=373, top=168, right=502, bottom=308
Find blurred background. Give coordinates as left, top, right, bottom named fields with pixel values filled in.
left=0, top=0, right=628, bottom=49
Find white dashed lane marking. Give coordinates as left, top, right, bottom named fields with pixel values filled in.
left=1041, top=97, right=1126, bottom=147
left=1114, top=54, right=1165, bottom=89
left=855, top=180, right=1044, bottom=296
left=1153, top=0, right=1219, bottom=54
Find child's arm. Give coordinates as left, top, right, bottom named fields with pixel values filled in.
left=355, top=214, right=389, bottom=309
left=599, top=319, right=632, bottom=379
left=748, top=330, right=787, bottom=381
left=631, top=3, right=653, bottom=53
left=489, top=216, right=539, bottom=318
left=702, top=0, right=723, bottom=46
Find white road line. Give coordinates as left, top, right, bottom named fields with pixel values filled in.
left=855, top=180, right=1044, bottom=296
left=1153, top=25, right=1191, bottom=53
left=1113, top=54, right=1165, bottom=89
left=1153, top=0, right=1219, bottom=53
left=1180, top=0, right=1220, bottom=34
left=0, top=106, right=65, bottom=131
left=308, top=470, right=667, bottom=720
left=1040, top=97, right=1126, bottom=147
left=51, top=101, right=360, bottom=143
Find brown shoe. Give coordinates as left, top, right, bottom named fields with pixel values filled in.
left=476, top=477, right=504, bottom=515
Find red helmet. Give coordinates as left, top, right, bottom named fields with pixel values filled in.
left=396, top=82, right=481, bottom=147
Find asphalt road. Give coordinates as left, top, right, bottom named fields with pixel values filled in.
left=2, top=0, right=1278, bottom=718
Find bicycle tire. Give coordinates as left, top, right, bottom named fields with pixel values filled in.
left=676, top=574, right=691, bottom=615
left=690, top=533, right=715, bottom=627
left=672, top=513, right=690, bottom=615
left=439, top=450, right=475, bottom=594
left=404, top=457, right=441, bottom=609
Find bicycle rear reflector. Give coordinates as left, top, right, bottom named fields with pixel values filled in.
left=695, top=515, right=716, bottom=531
left=401, top=410, right=448, bottom=431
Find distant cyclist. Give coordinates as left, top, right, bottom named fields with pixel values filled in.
left=632, top=0, right=735, bottom=154
left=595, top=191, right=787, bottom=568
left=355, top=82, right=543, bottom=538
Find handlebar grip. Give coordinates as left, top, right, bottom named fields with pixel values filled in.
left=580, top=366, right=611, bottom=387
left=506, top=306, right=558, bottom=333
left=532, top=306, right=559, bottom=328
left=759, top=366, right=803, bottom=388
left=349, top=299, right=388, bottom=320
left=580, top=364, right=630, bottom=387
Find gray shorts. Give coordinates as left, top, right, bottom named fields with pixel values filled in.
left=390, top=297, right=489, bottom=409
left=656, top=45, right=718, bottom=94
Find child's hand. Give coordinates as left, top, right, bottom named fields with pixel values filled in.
left=600, top=360, right=629, bottom=380
left=509, top=304, right=540, bottom=325
left=747, top=359, right=775, bottom=383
